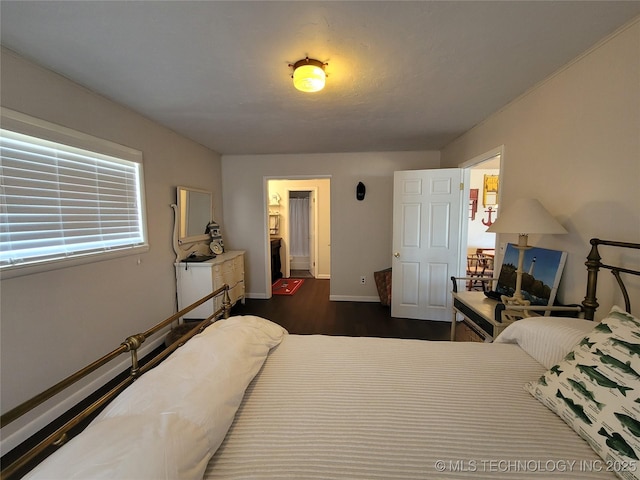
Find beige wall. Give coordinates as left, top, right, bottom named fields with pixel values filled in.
left=441, top=19, right=640, bottom=317
left=0, top=48, right=223, bottom=445
left=268, top=178, right=331, bottom=279
left=222, top=152, right=440, bottom=301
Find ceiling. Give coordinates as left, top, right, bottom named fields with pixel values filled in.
left=1, top=1, right=639, bottom=156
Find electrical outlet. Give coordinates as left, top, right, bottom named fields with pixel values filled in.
left=360, top=276, right=366, bottom=285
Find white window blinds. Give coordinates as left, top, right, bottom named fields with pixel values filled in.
left=1, top=111, right=147, bottom=273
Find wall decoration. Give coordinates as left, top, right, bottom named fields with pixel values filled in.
left=483, top=174, right=499, bottom=207
left=495, top=244, right=567, bottom=306
left=469, top=188, right=479, bottom=220
left=482, top=206, right=497, bottom=226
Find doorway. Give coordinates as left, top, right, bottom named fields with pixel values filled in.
left=266, top=178, right=331, bottom=292
left=461, top=147, right=502, bottom=290
left=289, top=191, right=314, bottom=278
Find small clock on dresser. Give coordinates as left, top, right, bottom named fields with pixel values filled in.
left=210, top=241, right=223, bottom=255
left=207, top=221, right=224, bottom=255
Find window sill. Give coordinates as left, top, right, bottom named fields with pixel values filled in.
left=0, top=244, right=150, bottom=280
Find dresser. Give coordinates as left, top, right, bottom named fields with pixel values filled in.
left=175, top=251, right=245, bottom=320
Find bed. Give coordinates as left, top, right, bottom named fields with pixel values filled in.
left=2, top=239, right=639, bottom=479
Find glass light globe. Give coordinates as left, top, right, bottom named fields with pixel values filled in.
left=293, top=64, right=326, bottom=92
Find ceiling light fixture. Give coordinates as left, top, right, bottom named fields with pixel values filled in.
left=289, top=57, right=327, bottom=93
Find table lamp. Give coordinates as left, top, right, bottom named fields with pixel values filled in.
left=486, top=198, right=567, bottom=306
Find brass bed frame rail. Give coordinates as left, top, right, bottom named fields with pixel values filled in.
left=583, top=239, right=640, bottom=320
left=0, top=284, right=232, bottom=479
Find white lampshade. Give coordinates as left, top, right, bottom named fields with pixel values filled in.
left=487, top=198, right=567, bottom=236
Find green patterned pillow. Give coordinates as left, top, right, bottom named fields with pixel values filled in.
left=526, top=306, right=640, bottom=479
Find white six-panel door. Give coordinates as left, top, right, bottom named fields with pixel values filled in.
left=391, top=169, right=463, bottom=321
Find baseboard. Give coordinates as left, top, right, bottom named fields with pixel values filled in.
left=245, top=292, right=269, bottom=299
left=290, top=258, right=310, bottom=270
left=315, top=274, right=330, bottom=280
left=329, top=295, right=381, bottom=303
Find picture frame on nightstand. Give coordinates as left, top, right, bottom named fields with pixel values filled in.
left=495, top=243, right=567, bottom=308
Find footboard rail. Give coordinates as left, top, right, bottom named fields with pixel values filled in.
left=1, top=285, right=232, bottom=479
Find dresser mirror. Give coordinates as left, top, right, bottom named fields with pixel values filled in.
left=177, top=186, right=212, bottom=244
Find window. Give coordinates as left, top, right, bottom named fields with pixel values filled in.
left=1, top=108, right=148, bottom=278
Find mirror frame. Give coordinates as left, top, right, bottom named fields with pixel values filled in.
left=177, top=186, right=212, bottom=244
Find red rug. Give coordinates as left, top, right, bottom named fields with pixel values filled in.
left=272, top=278, right=304, bottom=296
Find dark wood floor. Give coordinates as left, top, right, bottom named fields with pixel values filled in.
left=230, top=278, right=450, bottom=340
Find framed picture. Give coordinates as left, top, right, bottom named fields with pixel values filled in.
left=483, top=174, right=499, bottom=207
left=495, top=244, right=567, bottom=306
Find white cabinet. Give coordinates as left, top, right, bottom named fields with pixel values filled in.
left=175, top=251, right=245, bottom=320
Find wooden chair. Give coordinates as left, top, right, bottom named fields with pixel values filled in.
left=466, top=253, right=494, bottom=291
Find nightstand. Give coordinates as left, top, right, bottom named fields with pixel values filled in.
left=450, top=283, right=583, bottom=342
left=451, top=290, right=513, bottom=342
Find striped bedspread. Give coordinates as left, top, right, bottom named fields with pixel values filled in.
left=205, top=335, right=613, bottom=479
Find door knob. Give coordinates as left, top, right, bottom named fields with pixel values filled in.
left=393, top=252, right=400, bottom=258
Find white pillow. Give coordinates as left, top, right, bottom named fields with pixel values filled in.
left=26, top=315, right=287, bottom=479
left=526, top=306, right=640, bottom=480
left=25, top=414, right=211, bottom=480
left=495, top=316, right=596, bottom=368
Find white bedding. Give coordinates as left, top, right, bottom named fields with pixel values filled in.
left=25, top=316, right=286, bottom=480
left=23, top=315, right=623, bottom=479
left=205, top=331, right=615, bottom=479
left=494, top=316, right=596, bottom=368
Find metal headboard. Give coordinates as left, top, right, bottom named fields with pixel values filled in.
left=583, top=238, right=640, bottom=320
